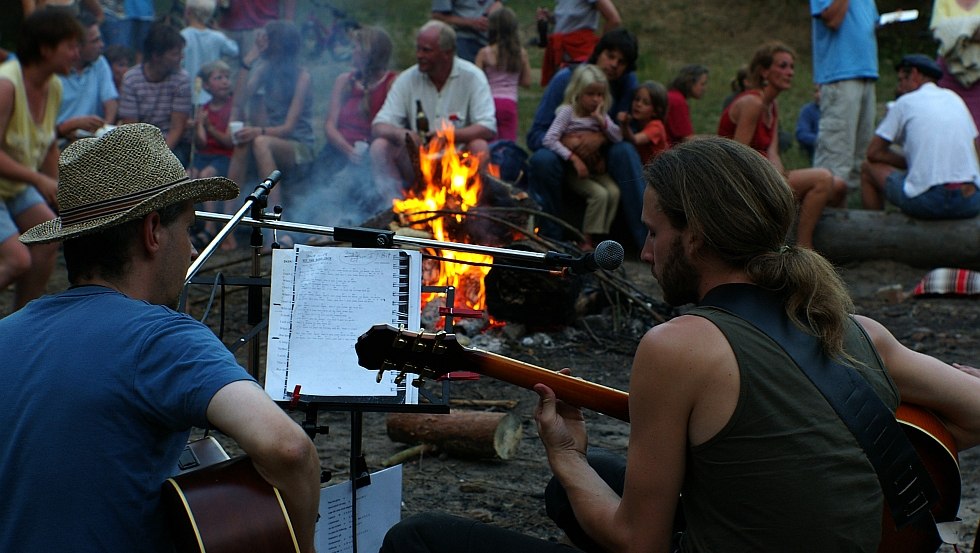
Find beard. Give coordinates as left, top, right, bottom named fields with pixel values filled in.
left=658, top=235, right=701, bottom=307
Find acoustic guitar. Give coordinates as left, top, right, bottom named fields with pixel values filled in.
left=356, top=323, right=961, bottom=553
left=161, top=438, right=300, bottom=553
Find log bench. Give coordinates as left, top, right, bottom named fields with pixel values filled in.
left=813, top=208, right=980, bottom=271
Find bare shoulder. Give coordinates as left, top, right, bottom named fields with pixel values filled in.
left=852, top=314, right=899, bottom=353
left=635, top=314, right=732, bottom=379
left=731, top=93, right=763, bottom=116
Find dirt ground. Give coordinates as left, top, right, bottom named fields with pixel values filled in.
left=12, top=244, right=980, bottom=550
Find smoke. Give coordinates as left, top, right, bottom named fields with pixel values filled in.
left=280, top=156, right=394, bottom=232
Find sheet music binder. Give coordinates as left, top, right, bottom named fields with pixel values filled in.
left=264, top=246, right=422, bottom=403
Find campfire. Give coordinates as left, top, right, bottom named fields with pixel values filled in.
left=392, top=125, right=502, bottom=315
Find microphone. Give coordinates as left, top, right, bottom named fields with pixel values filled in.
left=544, top=240, right=625, bottom=274
left=247, top=170, right=282, bottom=202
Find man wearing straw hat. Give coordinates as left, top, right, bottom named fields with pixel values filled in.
left=0, top=123, right=320, bottom=553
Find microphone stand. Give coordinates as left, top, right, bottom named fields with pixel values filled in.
left=191, top=214, right=615, bottom=273
left=184, top=170, right=282, bottom=288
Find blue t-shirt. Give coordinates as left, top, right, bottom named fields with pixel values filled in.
left=810, top=0, right=879, bottom=84
left=795, top=101, right=821, bottom=153
left=0, top=286, right=252, bottom=553
left=57, top=56, right=119, bottom=124
left=526, top=64, right=637, bottom=151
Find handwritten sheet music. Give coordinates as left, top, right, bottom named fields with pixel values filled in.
left=315, top=465, right=402, bottom=553
left=265, top=246, right=421, bottom=401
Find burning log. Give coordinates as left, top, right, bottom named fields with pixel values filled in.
left=483, top=240, right=582, bottom=327
left=386, top=410, right=524, bottom=460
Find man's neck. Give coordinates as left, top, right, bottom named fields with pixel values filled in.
left=72, top=58, right=95, bottom=74
left=426, top=61, right=453, bottom=91
left=143, top=61, right=171, bottom=83
left=74, top=273, right=153, bottom=303
left=696, top=265, right=754, bottom=302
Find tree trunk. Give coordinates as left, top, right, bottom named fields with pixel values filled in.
left=386, top=410, right=524, bottom=460
left=813, top=209, right=980, bottom=270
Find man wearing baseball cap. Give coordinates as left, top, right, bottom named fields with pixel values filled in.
left=861, top=54, right=980, bottom=219
left=0, top=123, right=320, bottom=553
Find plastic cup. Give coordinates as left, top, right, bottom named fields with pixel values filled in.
left=229, top=121, right=244, bottom=144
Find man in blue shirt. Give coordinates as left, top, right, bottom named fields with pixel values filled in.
left=431, top=0, right=503, bottom=62
left=525, top=28, right=644, bottom=248
left=56, top=12, right=119, bottom=142
left=810, top=0, right=879, bottom=191
left=795, top=86, right=821, bottom=164
left=0, top=123, right=321, bottom=553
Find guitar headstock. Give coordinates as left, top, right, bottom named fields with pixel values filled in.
left=355, top=324, right=466, bottom=384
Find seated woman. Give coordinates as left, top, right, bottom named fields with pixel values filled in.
left=227, top=19, right=315, bottom=235
left=718, top=41, right=846, bottom=249
left=0, top=10, right=83, bottom=311
left=665, top=64, right=708, bottom=145
left=320, top=26, right=396, bottom=174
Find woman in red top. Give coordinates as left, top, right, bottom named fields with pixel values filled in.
left=665, top=64, right=708, bottom=145
left=718, top=42, right=845, bottom=249
left=322, top=26, right=396, bottom=171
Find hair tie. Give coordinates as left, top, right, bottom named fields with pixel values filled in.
left=778, top=245, right=790, bottom=254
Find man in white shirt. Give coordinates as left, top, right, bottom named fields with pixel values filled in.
left=370, top=19, right=496, bottom=201
left=861, top=54, right=980, bottom=219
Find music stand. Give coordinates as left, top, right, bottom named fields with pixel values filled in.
left=183, top=208, right=466, bottom=553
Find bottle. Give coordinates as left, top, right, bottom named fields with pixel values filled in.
left=415, top=100, right=429, bottom=145
left=537, top=18, right=548, bottom=47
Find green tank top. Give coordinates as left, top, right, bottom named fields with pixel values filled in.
left=679, top=307, right=899, bottom=553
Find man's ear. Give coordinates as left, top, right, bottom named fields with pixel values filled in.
left=683, top=227, right=704, bottom=257
left=139, top=211, right=164, bottom=256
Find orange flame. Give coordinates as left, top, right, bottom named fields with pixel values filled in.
left=392, top=124, right=494, bottom=311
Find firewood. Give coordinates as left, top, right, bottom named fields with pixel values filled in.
left=386, top=410, right=523, bottom=460
left=383, top=443, right=437, bottom=468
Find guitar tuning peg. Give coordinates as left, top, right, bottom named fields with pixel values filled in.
left=411, top=337, right=426, bottom=352
left=374, top=370, right=385, bottom=384
left=412, top=377, right=425, bottom=388
left=432, top=330, right=447, bottom=354
left=393, top=334, right=409, bottom=349
left=394, top=371, right=406, bottom=385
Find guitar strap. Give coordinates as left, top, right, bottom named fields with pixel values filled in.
left=699, top=283, right=939, bottom=529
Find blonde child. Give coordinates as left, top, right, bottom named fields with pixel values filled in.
left=542, top=64, right=622, bottom=250
left=191, top=60, right=236, bottom=248
left=475, top=7, right=531, bottom=142
left=617, top=80, right=669, bottom=165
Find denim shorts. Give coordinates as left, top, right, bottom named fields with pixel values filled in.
left=0, top=186, right=46, bottom=242
left=885, top=171, right=980, bottom=220
left=191, top=152, right=231, bottom=176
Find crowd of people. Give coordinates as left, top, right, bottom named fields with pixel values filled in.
left=4, top=2, right=980, bottom=553
left=6, top=0, right=978, bottom=269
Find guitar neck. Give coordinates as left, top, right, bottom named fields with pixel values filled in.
left=462, top=347, right=630, bottom=422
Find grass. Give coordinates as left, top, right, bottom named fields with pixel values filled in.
left=290, top=0, right=936, bottom=172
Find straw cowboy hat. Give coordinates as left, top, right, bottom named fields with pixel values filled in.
left=20, top=123, right=239, bottom=245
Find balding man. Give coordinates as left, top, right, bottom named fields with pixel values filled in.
left=370, top=20, right=496, bottom=200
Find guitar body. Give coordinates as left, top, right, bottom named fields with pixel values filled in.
left=162, top=455, right=300, bottom=553
left=357, top=324, right=963, bottom=553
left=878, top=404, right=960, bottom=553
